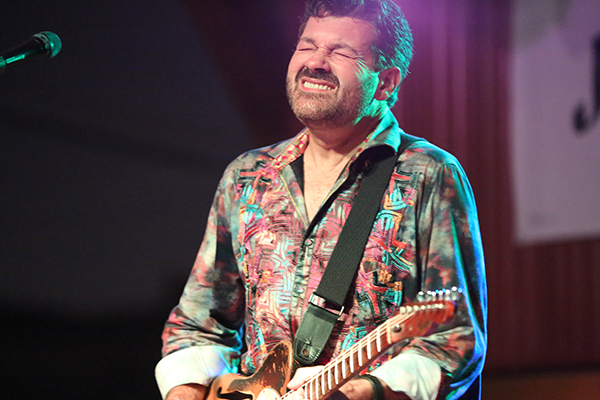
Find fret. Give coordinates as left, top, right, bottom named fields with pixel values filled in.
left=334, top=360, right=339, bottom=385
left=327, top=366, right=332, bottom=391
left=349, top=348, right=354, bottom=373
left=376, top=324, right=382, bottom=352
left=358, top=341, right=363, bottom=366
left=321, top=371, right=326, bottom=396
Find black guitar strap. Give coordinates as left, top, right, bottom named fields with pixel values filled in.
left=293, top=133, right=424, bottom=366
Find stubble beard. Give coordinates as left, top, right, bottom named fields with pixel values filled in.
left=286, top=73, right=377, bottom=131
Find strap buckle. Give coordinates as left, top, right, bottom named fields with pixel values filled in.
left=309, top=293, right=345, bottom=317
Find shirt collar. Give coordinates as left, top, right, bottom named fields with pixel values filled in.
left=269, top=109, right=402, bottom=172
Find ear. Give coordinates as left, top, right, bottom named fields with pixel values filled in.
left=374, top=67, right=401, bottom=102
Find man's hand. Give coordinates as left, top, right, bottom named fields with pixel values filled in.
left=165, top=383, right=207, bottom=400
left=286, top=366, right=410, bottom=400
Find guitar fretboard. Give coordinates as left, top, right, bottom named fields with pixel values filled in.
left=283, top=301, right=451, bottom=400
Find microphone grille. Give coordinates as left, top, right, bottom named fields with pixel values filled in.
left=33, top=31, right=62, bottom=59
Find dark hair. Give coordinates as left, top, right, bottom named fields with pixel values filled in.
left=299, top=0, right=413, bottom=106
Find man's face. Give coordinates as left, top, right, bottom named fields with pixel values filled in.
left=286, top=16, right=381, bottom=130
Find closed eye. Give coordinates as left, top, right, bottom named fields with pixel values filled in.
left=294, top=41, right=317, bottom=52
left=333, top=51, right=357, bottom=59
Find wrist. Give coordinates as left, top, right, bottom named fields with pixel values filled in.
left=356, top=375, right=411, bottom=400
left=357, top=375, right=384, bottom=400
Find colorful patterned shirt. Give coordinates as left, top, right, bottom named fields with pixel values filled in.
left=156, top=111, right=487, bottom=399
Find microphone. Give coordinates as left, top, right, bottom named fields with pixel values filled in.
left=0, top=31, right=62, bottom=74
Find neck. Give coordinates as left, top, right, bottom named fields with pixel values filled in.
left=304, top=115, right=381, bottom=164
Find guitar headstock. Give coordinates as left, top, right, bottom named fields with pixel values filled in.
left=389, top=287, right=461, bottom=342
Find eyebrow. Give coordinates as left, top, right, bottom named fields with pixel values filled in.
left=298, top=37, right=361, bottom=57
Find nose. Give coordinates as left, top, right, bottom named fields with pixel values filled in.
left=305, top=49, right=330, bottom=73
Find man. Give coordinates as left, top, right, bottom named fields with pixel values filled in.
left=155, top=1, right=487, bottom=400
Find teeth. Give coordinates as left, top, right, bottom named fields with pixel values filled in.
left=303, top=81, right=333, bottom=91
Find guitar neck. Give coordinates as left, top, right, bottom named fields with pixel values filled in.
left=284, top=300, right=453, bottom=400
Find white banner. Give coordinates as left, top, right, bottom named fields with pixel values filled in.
left=510, top=0, right=600, bottom=244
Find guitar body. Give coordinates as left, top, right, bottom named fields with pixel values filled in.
left=206, top=340, right=294, bottom=400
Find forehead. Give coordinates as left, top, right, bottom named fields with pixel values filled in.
left=299, top=16, right=378, bottom=54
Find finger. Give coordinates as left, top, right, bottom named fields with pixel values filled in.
left=287, top=366, right=324, bottom=390
left=288, top=386, right=306, bottom=400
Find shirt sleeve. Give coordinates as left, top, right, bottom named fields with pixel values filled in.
left=371, top=353, right=442, bottom=400
left=385, top=159, right=487, bottom=399
left=155, top=345, right=240, bottom=398
left=155, top=167, right=246, bottom=398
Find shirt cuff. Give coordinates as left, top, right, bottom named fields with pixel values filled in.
left=155, top=345, right=239, bottom=399
left=370, top=353, right=441, bottom=400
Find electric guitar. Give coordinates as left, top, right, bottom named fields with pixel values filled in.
left=205, top=289, right=459, bottom=400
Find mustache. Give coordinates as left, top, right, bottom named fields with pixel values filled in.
left=295, top=67, right=339, bottom=87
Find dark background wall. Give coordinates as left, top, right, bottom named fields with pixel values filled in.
left=1, top=1, right=254, bottom=398
left=1, top=1, right=599, bottom=399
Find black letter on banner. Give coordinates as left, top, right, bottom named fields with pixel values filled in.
left=574, top=33, right=600, bottom=133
